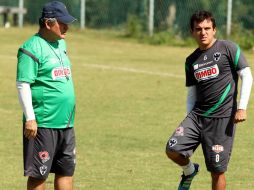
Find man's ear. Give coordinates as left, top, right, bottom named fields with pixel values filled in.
left=190, top=29, right=194, bottom=36
left=45, top=20, right=55, bottom=29
left=45, top=21, right=51, bottom=29
left=213, top=27, right=217, bottom=35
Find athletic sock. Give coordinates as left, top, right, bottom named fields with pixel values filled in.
left=181, top=161, right=195, bottom=176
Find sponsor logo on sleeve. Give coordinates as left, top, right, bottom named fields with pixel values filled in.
left=194, top=64, right=219, bottom=81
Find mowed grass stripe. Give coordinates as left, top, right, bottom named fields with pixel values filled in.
left=81, top=63, right=185, bottom=78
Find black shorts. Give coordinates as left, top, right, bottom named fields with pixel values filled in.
left=166, top=112, right=236, bottom=173
left=23, top=127, right=76, bottom=179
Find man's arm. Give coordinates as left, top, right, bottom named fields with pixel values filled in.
left=187, top=86, right=197, bottom=114
left=235, top=67, right=253, bottom=123
left=16, top=81, right=38, bottom=139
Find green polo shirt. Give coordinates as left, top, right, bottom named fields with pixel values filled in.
left=17, top=34, right=75, bottom=128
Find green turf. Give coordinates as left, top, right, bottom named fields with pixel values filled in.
left=0, top=27, right=254, bottom=189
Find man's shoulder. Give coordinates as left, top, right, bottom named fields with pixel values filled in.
left=215, top=39, right=238, bottom=49
left=22, top=34, right=41, bottom=45
left=19, top=34, right=46, bottom=55
left=186, top=48, right=200, bottom=62
left=58, top=39, right=67, bottom=49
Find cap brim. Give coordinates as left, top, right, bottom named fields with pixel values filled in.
left=57, top=15, right=77, bottom=24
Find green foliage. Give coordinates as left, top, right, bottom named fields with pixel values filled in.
left=153, top=0, right=171, bottom=30
left=141, top=31, right=188, bottom=47
left=85, top=0, right=147, bottom=28
left=0, top=0, right=18, bottom=6
left=124, top=14, right=144, bottom=38
left=123, top=23, right=254, bottom=50
left=5, top=0, right=254, bottom=50
left=171, top=0, right=227, bottom=37
left=145, top=31, right=177, bottom=45
left=234, top=0, right=254, bottom=29
left=228, top=23, right=254, bottom=50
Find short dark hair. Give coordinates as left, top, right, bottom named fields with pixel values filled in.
left=190, top=10, right=216, bottom=31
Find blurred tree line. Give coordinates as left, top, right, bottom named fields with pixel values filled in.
left=1, top=0, right=253, bottom=47
left=22, top=0, right=254, bottom=33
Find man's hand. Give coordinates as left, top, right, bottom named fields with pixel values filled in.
left=24, top=120, right=38, bottom=139
left=234, top=109, right=247, bottom=124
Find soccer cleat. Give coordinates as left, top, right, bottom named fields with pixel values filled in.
left=178, top=163, right=199, bottom=190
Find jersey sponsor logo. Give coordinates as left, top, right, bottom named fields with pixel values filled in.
left=213, top=52, right=221, bottom=61
left=39, top=165, right=48, bottom=176
left=168, top=138, right=177, bottom=148
left=193, top=61, right=213, bottom=70
left=212, top=145, right=224, bottom=153
left=39, top=151, right=50, bottom=163
left=194, top=64, right=219, bottom=81
left=198, top=61, right=213, bottom=68
left=52, top=66, right=71, bottom=80
left=174, top=126, right=184, bottom=136
left=193, top=64, right=199, bottom=70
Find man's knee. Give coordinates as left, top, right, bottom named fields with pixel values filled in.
left=27, top=176, right=46, bottom=189
left=54, top=175, right=73, bottom=190
left=166, top=150, right=181, bottom=160
left=211, top=172, right=225, bottom=180
left=28, top=176, right=45, bottom=183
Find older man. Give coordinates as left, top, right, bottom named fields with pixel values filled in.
left=16, top=1, right=77, bottom=189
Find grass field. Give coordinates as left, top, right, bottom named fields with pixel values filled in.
left=0, top=26, right=254, bottom=190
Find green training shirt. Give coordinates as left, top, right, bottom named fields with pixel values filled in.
left=185, top=40, right=248, bottom=118
left=17, top=33, right=76, bottom=128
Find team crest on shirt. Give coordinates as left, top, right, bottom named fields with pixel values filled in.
left=213, top=52, right=221, bottom=61
left=204, top=55, right=207, bottom=60
left=194, top=64, right=219, bottom=81
left=52, top=66, right=71, bottom=80
left=39, top=151, right=50, bottom=163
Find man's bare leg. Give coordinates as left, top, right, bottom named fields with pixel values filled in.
left=211, top=172, right=226, bottom=190
left=166, top=150, right=190, bottom=166
left=54, top=175, right=73, bottom=190
left=27, top=177, right=46, bottom=190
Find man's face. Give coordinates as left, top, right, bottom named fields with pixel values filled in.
left=191, top=19, right=216, bottom=50
left=47, top=19, right=69, bottom=40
